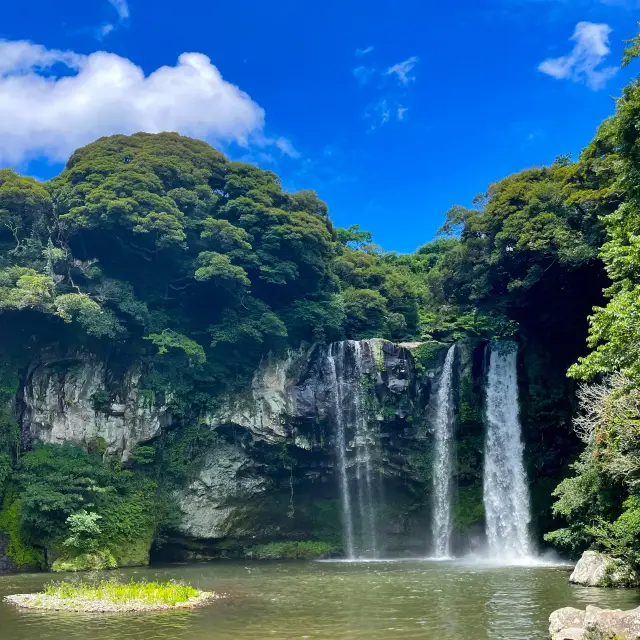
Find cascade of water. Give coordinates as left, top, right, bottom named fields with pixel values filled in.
left=483, top=342, right=533, bottom=559
left=431, top=344, right=456, bottom=558
left=353, top=341, right=378, bottom=558
left=327, top=340, right=382, bottom=559
left=326, top=343, right=355, bottom=559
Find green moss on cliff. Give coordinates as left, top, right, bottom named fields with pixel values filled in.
left=248, top=540, right=339, bottom=559
left=412, top=341, right=443, bottom=373
left=0, top=497, right=45, bottom=570
left=453, top=484, right=484, bottom=531
left=51, top=549, right=118, bottom=572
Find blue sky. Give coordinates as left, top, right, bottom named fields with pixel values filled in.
left=1, top=0, right=639, bottom=252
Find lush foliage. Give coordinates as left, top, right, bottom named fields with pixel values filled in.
left=43, top=578, right=202, bottom=605
left=545, top=374, right=640, bottom=565
left=0, top=444, right=159, bottom=565
left=540, top=41, right=640, bottom=566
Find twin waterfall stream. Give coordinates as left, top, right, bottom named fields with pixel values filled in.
left=327, top=340, right=532, bottom=562
left=327, top=340, right=382, bottom=560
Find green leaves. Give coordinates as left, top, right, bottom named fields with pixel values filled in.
left=194, top=251, right=251, bottom=289
left=54, top=293, right=123, bottom=338
left=208, top=299, right=288, bottom=349
left=63, top=510, right=103, bottom=553
left=145, top=330, right=206, bottom=365
left=569, top=78, right=640, bottom=386
left=5, top=444, right=160, bottom=556
left=343, top=288, right=387, bottom=338
left=0, top=267, right=54, bottom=311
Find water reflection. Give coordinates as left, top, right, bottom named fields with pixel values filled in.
left=0, top=561, right=638, bottom=640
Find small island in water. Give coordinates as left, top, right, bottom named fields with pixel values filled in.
left=4, top=579, right=219, bottom=613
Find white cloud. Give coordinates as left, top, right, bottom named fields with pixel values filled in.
left=366, top=99, right=409, bottom=130
left=108, top=0, right=130, bottom=20
left=99, top=23, right=115, bottom=38
left=0, top=39, right=297, bottom=165
left=353, top=65, right=376, bottom=85
left=355, top=45, right=375, bottom=56
left=270, top=136, right=301, bottom=159
left=538, top=21, right=618, bottom=90
left=365, top=99, right=390, bottom=130
left=99, top=0, right=130, bottom=39
left=385, top=56, right=419, bottom=86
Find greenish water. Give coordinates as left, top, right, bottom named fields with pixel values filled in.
left=0, top=559, right=639, bottom=640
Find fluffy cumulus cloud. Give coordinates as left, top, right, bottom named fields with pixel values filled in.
left=0, top=40, right=298, bottom=165
left=538, top=22, right=618, bottom=90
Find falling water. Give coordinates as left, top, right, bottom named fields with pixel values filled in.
left=326, top=344, right=355, bottom=559
left=483, top=342, right=533, bottom=559
left=431, top=344, right=456, bottom=558
left=353, top=341, right=378, bottom=557
left=327, top=340, right=382, bottom=559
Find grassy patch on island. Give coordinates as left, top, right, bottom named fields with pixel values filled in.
left=4, top=579, right=220, bottom=612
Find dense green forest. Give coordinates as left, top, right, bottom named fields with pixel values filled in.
left=2, top=33, right=640, bottom=573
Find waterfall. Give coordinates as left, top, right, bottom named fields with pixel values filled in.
left=326, top=345, right=355, bottom=559
left=353, top=341, right=378, bottom=557
left=327, top=340, right=382, bottom=559
left=483, top=342, right=533, bottom=559
left=431, top=344, right=456, bottom=558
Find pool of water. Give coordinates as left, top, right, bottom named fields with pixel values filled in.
left=1, top=559, right=638, bottom=640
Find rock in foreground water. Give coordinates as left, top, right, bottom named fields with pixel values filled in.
left=549, top=607, right=585, bottom=640
left=569, top=551, right=640, bottom=588
left=550, top=604, right=640, bottom=639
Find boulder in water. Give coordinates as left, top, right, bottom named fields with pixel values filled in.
left=550, top=604, right=640, bottom=639
left=569, top=551, right=640, bottom=588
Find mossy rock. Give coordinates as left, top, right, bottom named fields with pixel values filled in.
left=453, top=484, right=484, bottom=531
left=52, top=549, right=118, bottom=572
left=110, top=535, right=152, bottom=568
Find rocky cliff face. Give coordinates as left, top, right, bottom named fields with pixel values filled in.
left=14, top=339, right=462, bottom=562
left=21, top=357, right=173, bottom=459
left=173, top=339, right=440, bottom=557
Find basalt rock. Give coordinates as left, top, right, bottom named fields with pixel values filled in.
left=570, top=551, right=640, bottom=588
left=172, top=339, right=448, bottom=556
left=551, top=604, right=640, bottom=640
left=21, top=357, right=172, bottom=460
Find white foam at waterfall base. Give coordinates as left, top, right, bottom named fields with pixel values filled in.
left=431, top=344, right=456, bottom=558
left=483, top=342, right=535, bottom=563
